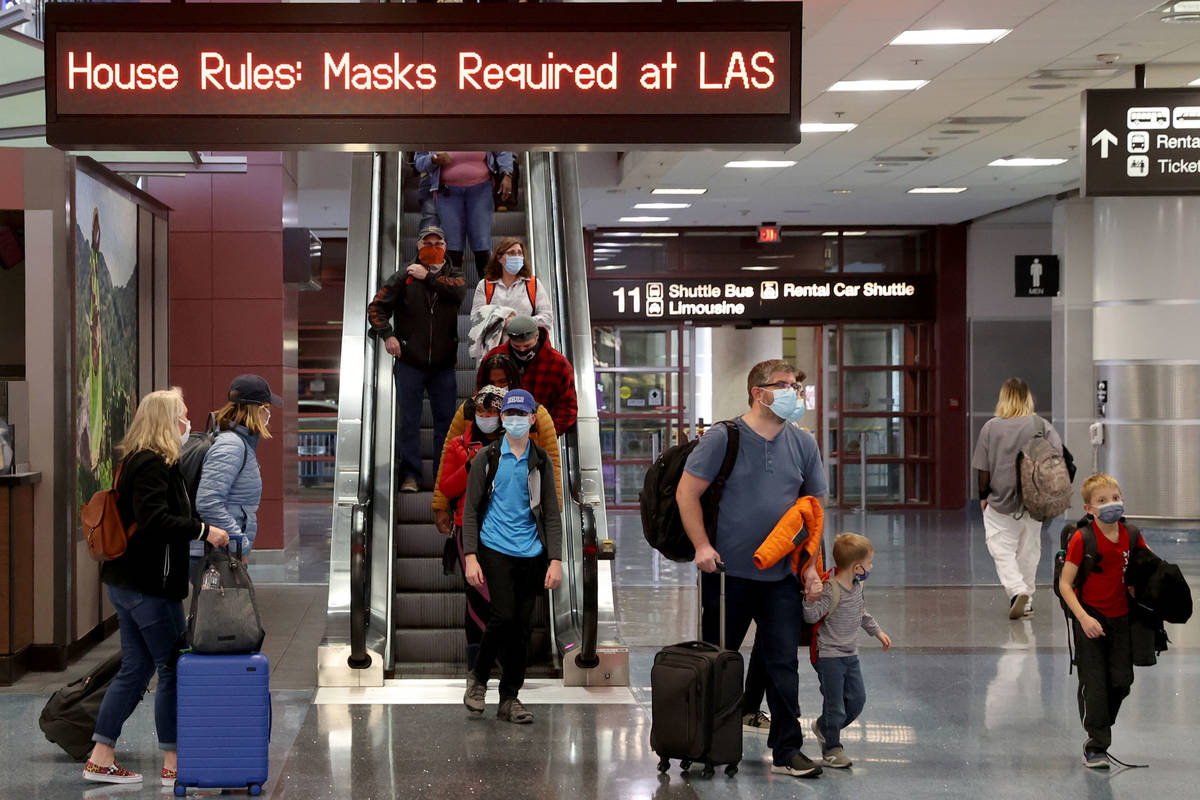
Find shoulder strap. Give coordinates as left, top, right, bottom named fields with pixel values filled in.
left=827, top=578, right=842, bottom=618
left=713, top=420, right=740, bottom=485
left=484, top=281, right=495, bottom=303
left=1076, top=525, right=1100, bottom=590
left=526, top=278, right=537, bottom=307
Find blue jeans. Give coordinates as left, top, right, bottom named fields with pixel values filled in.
left=701, top=573, right=807, bottom=764
left=393, top=361, right=456, bottom=484
left=435, top=179, right=494, bottom=253
left=418, top=174, right=440, bottom=232
left=814, top=655, right=866, bottom=753
left=93, top=585, right=187, bottom=751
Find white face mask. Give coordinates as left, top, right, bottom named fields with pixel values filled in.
left=475, top=415, right=500, bottom=434
left=179, top=418, right=192, bottom=445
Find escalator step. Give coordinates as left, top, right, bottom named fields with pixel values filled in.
left=396, top=459, right=436, bottom=492
left=394, top=523, right=445, bottom=557
left=396, top=491, right=434, bottom=523
left=455, top=369, right=476, bottom=398
left=420, top=428, right=435, bottom=459
left=457, top=315, right=472, bottom=340
left=393, top=628, right=467, bottom=664
left=393, top=592, right=465, bottom=628
left=394, top=556, right=461, bottom=592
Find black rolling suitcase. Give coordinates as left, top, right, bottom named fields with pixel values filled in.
left=650, top=566, right=743, bottom=778
left=39, top=651, right=123, bottom=761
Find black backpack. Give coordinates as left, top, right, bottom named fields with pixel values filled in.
left=178, top=412, right=247, bottom=508
left=639, top=421, right=739, bottom=563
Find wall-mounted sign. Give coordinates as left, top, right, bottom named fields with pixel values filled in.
left=1014, top=254, right=1059, bottom=297
left=587, top=274, right=935, bottom=323
left=44, top=3, right=803, bottom=150
left=758, top=225, right=781, bottom=243
left=1082, top=88, right=1200, bottom=196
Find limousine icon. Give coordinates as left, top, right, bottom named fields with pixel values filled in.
left=1127, top=107, right=1170, bottom=129
left=1173, top=106, right=1200, bottom=129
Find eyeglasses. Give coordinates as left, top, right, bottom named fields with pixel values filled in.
left=757, top=381, right=802, bottom=392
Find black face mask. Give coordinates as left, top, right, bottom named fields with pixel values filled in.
left=511, top=341, right=539, bottom=363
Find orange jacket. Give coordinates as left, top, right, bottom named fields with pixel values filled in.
left=752, top=496, right=825, bottom=576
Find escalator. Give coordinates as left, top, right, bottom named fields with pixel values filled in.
left=319, top=151, right=622, bottom=685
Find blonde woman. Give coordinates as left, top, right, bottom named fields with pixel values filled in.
left=971, top=378, right=1064, bottom=619
left=195, top=375, right=280, bottom=561
left=85, top=389, right=230, bottom=786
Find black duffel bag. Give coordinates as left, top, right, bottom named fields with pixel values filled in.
left=39, top=651, right=123, bottom=761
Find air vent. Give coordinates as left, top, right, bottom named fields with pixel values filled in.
left=1008, top=95, right=1042, bottom=101
left=1030, top=68, right=1123, bottom=80
left=941, top=116, right=1025, bottom=125
left=863, top=168, right=891, bottom=173
left=940, top=128, right=981, bottom=135
left=872, top=155, right=936, bottom=164
left=1028, top=83, right=1069, bottom=90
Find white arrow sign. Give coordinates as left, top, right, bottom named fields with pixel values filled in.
left=1092, top=128, right=1118, bottom=159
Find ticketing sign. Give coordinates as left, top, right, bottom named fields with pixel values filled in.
left=587, top=275, right=936, bottom=323
left=1082, top=88, right=1200, bottom=196
left=44, top=3, right=802, bottom=150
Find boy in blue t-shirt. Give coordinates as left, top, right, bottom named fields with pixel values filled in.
left=460, top=389, right=562, bottom=724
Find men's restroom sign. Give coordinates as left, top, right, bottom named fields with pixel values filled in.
left=1014, top=255, right=1059, bottom=298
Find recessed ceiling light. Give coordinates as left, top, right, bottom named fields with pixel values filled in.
left=593, top=248, right=621, bottom=254
left=634, top=202, right=691, bottom=210
left=800, top=122, right=858, bottom=133
left=890, top=29, right=1010, bottom=46
left=594, top=265, right=628, bottom=271
left=741, top=265, right=779, bottom=272
left=830, top=189, right=854, bottom=195
left=724, top=160, right=797, bottom=168
left=989, top=157, right=1068, bottom=167
left=638, top=232, right=679, bottom=238
left=823, top=231, right=867, bottom=236
left=908, top=187, right=968, bottom=194
left=1190, top=77, right=1200, bottom=86
left=830, top=79, right=929, bottom=92
left=618, top=216, right=671, bottom=222
left=652, top=187, right=708, bottom=195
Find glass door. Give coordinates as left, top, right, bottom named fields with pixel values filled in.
left=593, top=325, right=687, bottom=508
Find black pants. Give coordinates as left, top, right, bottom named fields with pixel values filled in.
left=1073, top=612, right=1133, bottom=753
left=454, top=527, right=492, bottom=671
left=472, top=544, right=546, bottom=699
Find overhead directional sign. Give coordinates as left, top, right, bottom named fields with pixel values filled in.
left=43, top=3, right=803, bottom=150
left=1083, top=88, right=1200, bottom=196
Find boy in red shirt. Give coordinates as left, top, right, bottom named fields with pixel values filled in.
left=1058, top=473, right=1148, bottom=769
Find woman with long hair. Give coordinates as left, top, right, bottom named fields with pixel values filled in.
left=431, top=353, right=562, bottom=535
left=84, top=389, right=230, bottom=786
left=467, top=238, right=553, bottom=359
left=195, top=374, right=281, bottom=562
left=971, top=378, right=1065, bottom=619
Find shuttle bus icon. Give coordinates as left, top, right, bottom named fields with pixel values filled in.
left=1173, top=107, right=1200, bottom=129
left=1127, top=107, right=1169, bottom=130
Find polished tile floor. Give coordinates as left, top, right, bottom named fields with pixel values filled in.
left=4, top=507, right=1196, bottom=799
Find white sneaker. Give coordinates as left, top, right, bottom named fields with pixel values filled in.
left=1008, top=594, right=1029, bottom=620
left=742, top=710, right=771, bottom=733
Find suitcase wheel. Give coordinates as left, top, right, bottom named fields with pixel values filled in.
left=173, top=783, right=186, bottom=797
left=724, top=763, right=739, bottom=778
left=249, top=784, right=263, bottom=796
left=701, top=763, right=716, bottom=779
left=656, top=757, right=670, bottom=774
left=680, top=759, right=692, bottom=773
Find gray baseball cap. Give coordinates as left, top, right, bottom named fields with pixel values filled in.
left=506, top=315, right=539, bottom=342
left=417, top=225, right=446, bottom=242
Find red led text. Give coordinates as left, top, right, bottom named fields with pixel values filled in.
left=67, top=50, right=179, bottom=91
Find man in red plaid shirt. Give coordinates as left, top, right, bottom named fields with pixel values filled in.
left=477, top=316, right=577, bottom=434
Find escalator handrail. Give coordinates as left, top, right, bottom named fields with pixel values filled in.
left=348, top=152, right=384, bottom=670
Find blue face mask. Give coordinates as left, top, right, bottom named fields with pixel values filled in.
left=855, top=568, right=870, bottom=582
left=765, top=387, right=806, bottom=423
left=503, top=416, right=531, bottom=439
left=1095, top=501, right=1124, bottom=524
left=504, top=255, right=524, bottom=275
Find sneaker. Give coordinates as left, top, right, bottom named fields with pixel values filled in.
left=463, top=675, right=486, bottom=714
left=161, top=767, right=176, bottom=787
left=497, top=697, right=534, bottom=724
left=83, top=761, right=142, bottom=784
left=1083, top=749, right=1110, bottom=769
left=769, top=752, right=823, bottom=778
left=823, top=747, right=852, bottom=769
left=1009, top=594, right=1029, bottom=620
left=400, top=477, right=420, bottom=493
left=1023, top=601, right=1035, bottom=617
left=810, top=718, right=826, bottom=750
left=743, top=710, right=771, bottom=733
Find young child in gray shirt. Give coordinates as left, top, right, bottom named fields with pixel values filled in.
left=802, top=533, right=892, bottom=769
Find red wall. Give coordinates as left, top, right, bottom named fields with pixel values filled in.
left=147, top=153, right=293, bottom=549
left=933, top=224, right=969, bottom=508
left=0, top=150, right=23, bottom=208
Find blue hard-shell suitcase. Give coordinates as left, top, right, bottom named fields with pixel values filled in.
left=174, top=652, right=271, bottom=796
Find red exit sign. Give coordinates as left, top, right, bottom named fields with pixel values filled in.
left=758, top=225, right=781, bottom=243
left=44, top=3, right=804, bottom=150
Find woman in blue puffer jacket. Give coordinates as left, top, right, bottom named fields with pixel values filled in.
left=195, top=374, right=280, bottom=560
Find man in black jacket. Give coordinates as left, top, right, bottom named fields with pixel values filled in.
left=368, top=225, right=467, bottom=492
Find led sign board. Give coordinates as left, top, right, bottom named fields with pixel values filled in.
left=1082, top=88, right=1200, bottom=196
left=587, top=275, right=935, bottom=323
left=44, top=3, right=803, bottom=150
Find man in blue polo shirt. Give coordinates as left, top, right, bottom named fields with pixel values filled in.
left=678, top=359, right=828, bottom=778
left=461, top=389, right=562, bottom=725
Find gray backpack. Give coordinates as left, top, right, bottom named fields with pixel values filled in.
left=189, top=540, right=265, bottom=654
left=1017, top=417, right=1072, bottom=521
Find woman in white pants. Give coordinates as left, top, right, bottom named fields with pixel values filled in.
left=972, top=378, right=1063, bottom=619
